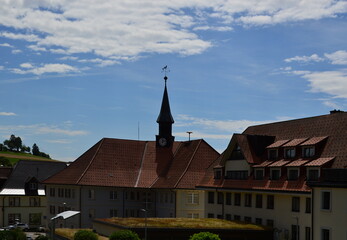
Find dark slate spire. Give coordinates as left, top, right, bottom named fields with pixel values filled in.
left=157, top=76, right=174, bottom=124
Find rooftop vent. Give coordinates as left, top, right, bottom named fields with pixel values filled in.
left=330, top=109, right=344, bottom=114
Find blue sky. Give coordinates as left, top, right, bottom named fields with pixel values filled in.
left=0, top=1, right=347, bottom=161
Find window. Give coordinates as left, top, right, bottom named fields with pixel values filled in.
left=29, top=182, right=38, bottom=190
left=214, top=169, right=222, bottom=179
left=49, top=187, right=55, bottom=197
left=245, top=193, right=252, bottom=207
left=187, top=213, right=199, bottom=218
left=29, top=197, right=40, bottom=207
left=255, top=169, right=264, bottom=180
left=307, top=169, right=319, bottom=181
left=130, top=191, right=135, bottom=200
left=256, top=194, right=263, bottom=208
left=321, top=191, right=331, bottom=210
left=187, top=193, right=199, bottom=204
left=292, top=197, right=300, bottom=212
left=89, top=209, right=95, bottom=218
left=234, top=193, right=241, bottom=206
left=226, top=170, right=248, bottom=180
left=303, top=146, right=315, bottom=158
left=29, top=213, right=41, bottom=225
left=208, top=192, right=214, bottom=204
left=234, top=215, right=241, bottom=221
left=88, top=189, right=95, bottom=200
left=50, top=205, right=55, bottom=215
left=226, top=193, right=232, bottom=205
left=255, top=218, right=262, bottom=225
left=207, top=213, right=214, bottom=218
left=266, top=219, right=274, bottom=227
left=58, top=188, right=64, bottom=197
left=292, top=225, right=300, bottom=240
left=65, top=189, right=71, bottom=198
left=321, top=228, right=330, bottom=240
left=305, top=198, right=311, bottom=213
left=217, top=192, right=224, bottom=204
left=305, top=227, right=311, bottom=240
left=285, top=148, right=296, bottom=158
left=9, top=197, right=20, bottom=207
left=268, top=149, right=278, bottom=160
left=8, top=213, right=21, bottom=225
left=244, top=216, right=252, bottom=222
left=110, top=191, right=117, bottom=200
left=288, top=169, right=299, bottom=180
left=267, top=195, right=274, bottom=209
left=271, top=169, right=280, bottom=180
left=110, top=209, right=117, bottom=217
left=225, top=214, right=232, bottom=220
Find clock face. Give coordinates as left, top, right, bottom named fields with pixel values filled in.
left=159, top=137, right=167, bottom=146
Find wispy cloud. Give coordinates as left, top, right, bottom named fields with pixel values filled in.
left=11, top=63, right=78, bottom=75
left=0, top=112, right=16, bottom=116
left=325, top=50, right=347, bottom=65
left=0, top=1, right=346, bottom=62
left=0, top=43, right=13, bottom=48
left=284, top=54, right=324, bottom=63
left=46, top=139, right=72, bottom=144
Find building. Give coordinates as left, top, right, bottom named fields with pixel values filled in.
left=43, top=76, right=220, bottom=228
left=197, top=110, right=347, bottom=240
left=0, top=160, right=66, bottom=228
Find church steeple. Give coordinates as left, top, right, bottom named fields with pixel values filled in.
left=156, top=74, right=175, bottom=147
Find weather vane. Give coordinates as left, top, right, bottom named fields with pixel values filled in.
left=161, top=65, right=170, bottom=84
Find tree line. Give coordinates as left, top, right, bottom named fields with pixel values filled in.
left=0, top=134, right=50, bottom=159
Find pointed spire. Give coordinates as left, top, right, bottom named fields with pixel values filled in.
left=157, top=76, right=174, bottom=124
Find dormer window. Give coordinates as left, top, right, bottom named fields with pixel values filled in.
left=270, top=168, right=280, bottom=180
left=268, top=149, right=278, bottom=161
left=29, top=182, right=38, bottom=190
left=288, top=168, right=299, bottom=180
left=214, top=169, right=222, bottom=179
left=255, top=169, right=264, bottom=180
left=303, top=146, right=315, bottom=158
left=284, top=148, right=295, bottom=159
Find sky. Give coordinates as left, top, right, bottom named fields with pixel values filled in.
left=0, top=0, right=347, bottom=161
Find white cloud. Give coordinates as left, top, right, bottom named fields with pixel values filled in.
left=0, top=43, right=13, bottom=48
left=0, top=1, right=345, bottom=62
left=12, top=63, right=78, bottom=75
left=325, top=50, right=347, bottom=65
left=0, top=66, right=4, bottom=70
left=293, top=69, right=347, bottom=98
left=11, top=49, right=22, bottom=54
left=46, top=139, right=72, bottom=144
left=78, top=58, right=120, bottom=67
left=0, top=112, right=16, bottom=116
left=284, top=54, right=324, bottom=63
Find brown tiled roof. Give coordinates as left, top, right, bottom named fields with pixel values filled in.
left=305, top=157, right=335, bottom=167
left=266, top=140, right=290, bottom=148
left=198, top=112, right=347, bottom=192
left=300, top=136, right=328, bottom=146
left=44, top=138, right=219, bottom=189
left=282, top=138, right=308, bottom=147
left=268, top=159, right=290, bottom=167
left=286, top=159, right=309, bottom=167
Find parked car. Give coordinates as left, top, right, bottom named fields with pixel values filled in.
left=8, top=223, right=29, bottom=231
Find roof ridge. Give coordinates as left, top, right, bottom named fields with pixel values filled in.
left=76, top=138, right=105, bottom=184
left=174, top=139, right=202, bottom=188
left=134, top=141, right=148, bottom=187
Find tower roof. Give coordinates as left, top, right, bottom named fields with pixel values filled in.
left=157, top=77, right=174, bottom=124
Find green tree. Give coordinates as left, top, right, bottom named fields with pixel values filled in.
left=109, top=230, right=140, bottom=240
left=189, top=232, right=221, bottom=240
left=32, top=143, right=40, bottom=156
left=0, top=229, right=26, bottom=240
left=14, top=136, right=22, bottom=151
left=74, top=230, right=97, bottom=240
left=0, top=156, right=11, bottom=166
left=36, top=235, right=50, bottom=240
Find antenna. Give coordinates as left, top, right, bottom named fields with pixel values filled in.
left=187, top=131, right=192, bottom=141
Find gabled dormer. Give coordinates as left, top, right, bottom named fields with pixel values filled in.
left=25, top=176, right=39, bottom=196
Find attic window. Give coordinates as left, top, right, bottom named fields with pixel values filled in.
left=255, top=169, right=264, bottom=180
left=29, top=182, right=38, bottom=190
left=214, top=169, right=222, bottom=179
left=268, top=149, right=278, bottom=161
left=230, top=145, right=244, bottom=160
left=270, top=169, right=280, bottom=180
left=303, top=146, right=315, bottom=158
left=284, top=148, right=296, bottom=159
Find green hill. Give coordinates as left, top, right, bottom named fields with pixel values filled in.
left=0, top=151, right=60, bottom=166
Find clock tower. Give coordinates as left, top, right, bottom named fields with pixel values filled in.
left=156, top=75, right=174, bottom=147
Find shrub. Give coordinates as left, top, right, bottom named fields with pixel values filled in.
left=73, top=230, right=98, bottom=240
left=36, top=235, right=50, bottom=240
left=109, top=230, right=140, bottom=240
left=0, top=229, right=26, bottom=240
left=189, top=232, right=221, bottom=240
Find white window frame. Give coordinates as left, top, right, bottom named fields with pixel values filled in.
left=270, top=168, right=281, bottom=180
left=287, top=167, right=299, bottom=180
left=284, top=148, right=296, bottom=158
left=110, top=190, right=117, bottom=200
left=321, top=227, right=331, bottom=240
left=302, top=146, right=315, bottom=158
left=321, top=190, right=332, bottom=211
left=187, top=192, right=199, bottom=204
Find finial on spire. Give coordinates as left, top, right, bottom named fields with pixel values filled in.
left=161, top=65, right=170, bottom=85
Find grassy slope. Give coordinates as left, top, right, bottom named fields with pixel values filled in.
left=0, top=151, right=59, bottom=165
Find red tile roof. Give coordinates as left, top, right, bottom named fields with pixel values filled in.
left=44, top=138, right=219, bottom=189
left=305, top=157, right=335, bottom=167
left=286, top=159, right=309, bottom=167
left=282, top=138, right=308, bottom=147
left=300, top=136, right=328, bottom=146
left=266, top=140, right=290, bottom=148
left=253, top=160, right=273, bottom=168
left=268, top=159, right=290, bottom=167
